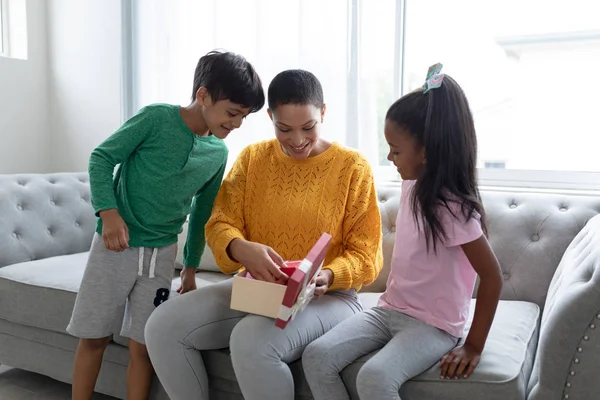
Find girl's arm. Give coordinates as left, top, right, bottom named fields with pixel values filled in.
left=440, top=235, right=503, bottom=379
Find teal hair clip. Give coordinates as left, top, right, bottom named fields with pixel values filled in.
left=422, top=63, right=444, bottom=94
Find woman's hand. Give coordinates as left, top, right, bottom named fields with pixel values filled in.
left=439, top=343, right=481, bottom=379
left=313, top=269, right=334, bottom=296
left=228, top=239, right=289, bottom=283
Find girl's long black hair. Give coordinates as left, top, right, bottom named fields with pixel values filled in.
left=386, top=75, right=486, bottom=252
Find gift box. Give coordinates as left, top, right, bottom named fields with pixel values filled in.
left=230, top=233, right=332, bottom=329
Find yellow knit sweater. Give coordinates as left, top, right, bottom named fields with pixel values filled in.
left=205, top=139, right=383, bottom=291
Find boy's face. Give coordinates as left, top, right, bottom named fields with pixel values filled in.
left=268, top=104, right=326, bottom=160
left=198, top=90, right=251, bottom=139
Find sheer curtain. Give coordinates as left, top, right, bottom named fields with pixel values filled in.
left=130, top=0, right=399, bottom=172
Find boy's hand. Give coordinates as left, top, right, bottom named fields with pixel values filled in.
left=99, top=209, right=129, bottom=252
left=177, top=267, right=197, bottom=294
left=228, top=239, right=289, bottom=284
left=313, top=269, right=334, bottom=297
left=439, top=343, right=481, bottom=379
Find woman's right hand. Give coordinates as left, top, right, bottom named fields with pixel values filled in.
left=99, top=208, right=130, bottom=252
left=228, top=239, right=289, bottom=283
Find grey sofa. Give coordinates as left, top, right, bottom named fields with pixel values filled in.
left=1, top=172, right=599, bottom=400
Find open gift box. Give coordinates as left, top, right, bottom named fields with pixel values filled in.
left=230, top=233, right=332, bottom=329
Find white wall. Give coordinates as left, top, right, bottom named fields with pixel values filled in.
left=46, top=0, right=122, bottom=172
left=0, top=0, right=49, bottom=173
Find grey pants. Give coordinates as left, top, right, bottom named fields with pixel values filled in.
left=302, top=306, right=458, bottom=400
left=144, top=279, right=362, bottom=400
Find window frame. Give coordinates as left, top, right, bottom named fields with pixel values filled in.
left=0, top=0, right=10, bottom=56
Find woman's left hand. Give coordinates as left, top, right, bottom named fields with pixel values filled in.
left=439, top=343, right=481, bottom=379
left=313, top=269, right=334, bottom=297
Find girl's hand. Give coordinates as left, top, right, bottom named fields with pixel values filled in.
left=229, top=239, right=289, bottom=284
left=439, top=343, right=481, bottom=379
left=99, top=209, right=129, bottom=252
left=313, top=270, right=334, bottom=297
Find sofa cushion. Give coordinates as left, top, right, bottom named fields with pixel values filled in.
left=341, top=296, right=540, bottom=400
left=0, top=173, right=96, bottom=269
left=0, top=252, right=231, bottom=339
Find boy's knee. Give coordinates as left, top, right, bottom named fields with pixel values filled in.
left=129, top=340, right=151, bottom=362
left=80, top=337, right=111, bottom=352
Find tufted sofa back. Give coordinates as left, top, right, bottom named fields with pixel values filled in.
left=0, top=173, right=96, bottom=268
left=2, top=173, right=599, bottom=309
left=370, top=183, right=600, bottom=308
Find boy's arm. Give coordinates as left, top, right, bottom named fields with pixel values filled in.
left=204, top=148, right=251, bottom=274
left=440, top=235, right=503, bottom=379
left=322, top=161, right=384, bottom=291
left=182, top=160, right=227, bottom=269
left=89, top=108, right=155, bottom=215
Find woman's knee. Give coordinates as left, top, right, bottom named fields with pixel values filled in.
left=229, top=315, right=273, bottom=362
left=145, top=295, right=182, bottom=348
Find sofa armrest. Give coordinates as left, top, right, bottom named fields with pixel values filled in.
left=528, top=214, right=600, bottom=400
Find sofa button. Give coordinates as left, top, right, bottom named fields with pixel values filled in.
left=566, top=382, right=572, bottom=388
left=577, top=347, right=583, bottom=353
left=560, top=207, right=568, bottom=212
left=50, top=200, right=56, bottom=206
left=584, top=335, right=589, bottom=341
left=590, top=324, right=596, bottom=329
left=502, top=272, right=510, bottom=280
left=18, top=180, right=26, bottom=186
left=532, top=234, right=539, bottom=242
left=390, top=226, right=396, bottom=233
left=46, top=228, right=52, bottom=236
left=509, top=203, right=517, bottom=209
left=570, top=371, right=575, bottom=376
left=74, top=222, right=81, bottom=228
left=574, top=358, right=580, bottom=364
left=11, top=232, right=18, bottom=239
left=16, top=205, right=23, bottom=211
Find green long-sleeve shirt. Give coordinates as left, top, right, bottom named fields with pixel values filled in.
left=89, top=103, right=227, bottom=268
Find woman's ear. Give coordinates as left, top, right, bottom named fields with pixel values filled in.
left=321, top=104, right=327, bottom=123
left=267, top=108, right=274, bottom=121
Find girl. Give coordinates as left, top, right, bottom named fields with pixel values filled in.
left=144, top=69, right=383, bottom=400
left=302, top=65, right=504, bottom=400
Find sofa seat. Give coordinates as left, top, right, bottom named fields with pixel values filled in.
left=0, top=252, right=231, bottom=347
left=339, top=293, right=541, bottom=400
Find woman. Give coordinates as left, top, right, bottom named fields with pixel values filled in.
left=145, top=69, right=383, bottom=400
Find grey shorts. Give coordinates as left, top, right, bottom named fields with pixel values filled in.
left=67, top=233, right=176, bottom=344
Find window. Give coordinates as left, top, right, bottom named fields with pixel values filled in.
left=128, top=0, right=600, bottom=190
left=397, top=0, right=600, bottom=189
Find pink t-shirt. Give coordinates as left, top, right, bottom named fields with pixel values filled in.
left=378, top=180, right=483, bottom=338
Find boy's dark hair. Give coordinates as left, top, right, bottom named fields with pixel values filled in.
left=192, top=50, right=265, bottom=113
left=386, top=75, right=486, bottom=252
left=267, top=69, right=324, bottom=110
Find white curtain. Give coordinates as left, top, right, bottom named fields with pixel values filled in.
left=131, top=0, right=399, bottom=172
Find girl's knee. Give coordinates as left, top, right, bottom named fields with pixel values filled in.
left=357, top=362, right=401, bottom=398
left=302, top=339, right=327, bottom=369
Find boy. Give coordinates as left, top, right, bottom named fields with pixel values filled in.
left=66, top=50, right=264, bottom=400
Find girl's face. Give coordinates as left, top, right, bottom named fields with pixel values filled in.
left=384, top=119, right=426, bottom=180
left=269, top=104, right=326, bottom=160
